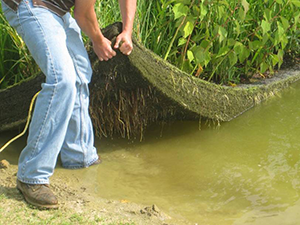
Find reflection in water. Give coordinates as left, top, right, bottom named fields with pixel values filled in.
left=2, top=83, right=300, bottom=224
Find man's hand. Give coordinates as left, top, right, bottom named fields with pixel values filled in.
left=93, top=37, right=116, bottom=61
left=74, top=0, right=116, bottom=61
left=74, top=0, right=136, bottom=61
left=114, top=31, right=133, bottom=55
left=117, top=0, right=137, bottom=56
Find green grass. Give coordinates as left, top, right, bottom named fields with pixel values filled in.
left=0, top=0, right=299, bottom=89
left=0, top=190, right=137, bottom=225
left=0, top=199, right=136, bottom=225
left=0, top=2, right=39, bottom=89
left=78, top=0, right=300, bottom=84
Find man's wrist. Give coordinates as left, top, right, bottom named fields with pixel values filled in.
left=121, top=28, right=133, bottom=37
left=91, top=32, right=106, bottom=45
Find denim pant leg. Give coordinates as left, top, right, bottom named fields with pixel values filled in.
left=60, top=13, right=98, bottom=169
left=2, top=0, right=78, bottom=184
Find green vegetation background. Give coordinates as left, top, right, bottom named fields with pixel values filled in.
left=0, top=0, right=299, bottom=89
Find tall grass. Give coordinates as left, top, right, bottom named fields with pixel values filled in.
left=0, top=0, right=299, bottom=89
left=94, top=0, right=299, bottom=84
left=92, top=0, right=177, bottom=54
left=0, top=2, right=39, bottom=89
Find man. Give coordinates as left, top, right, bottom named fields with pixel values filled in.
left=1, top=0, right=136, bottom=209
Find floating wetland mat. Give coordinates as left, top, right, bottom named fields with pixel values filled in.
left=1, top=23, right=300, bottom=139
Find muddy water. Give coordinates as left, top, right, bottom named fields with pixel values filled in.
left=2, top=83, right=300, bottom=224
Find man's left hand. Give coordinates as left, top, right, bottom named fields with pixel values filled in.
left=114, top=31, right=133, bottom=55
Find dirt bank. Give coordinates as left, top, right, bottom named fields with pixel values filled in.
left=0, top=161, right=190, bottom=225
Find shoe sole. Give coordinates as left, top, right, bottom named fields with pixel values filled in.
left=17, top=187, right=59, bottom=209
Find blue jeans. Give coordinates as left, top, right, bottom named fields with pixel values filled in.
left=1, top=0, right=99, bottom=184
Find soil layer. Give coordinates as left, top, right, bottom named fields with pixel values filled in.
left=0, top=162, right=189, bottom=225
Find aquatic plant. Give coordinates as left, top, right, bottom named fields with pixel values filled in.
left=0, top=0, right=298, bottom=89
left=137, top=0, right=300, bottom=84
left=1, top=23, right=300, bottom=139
left=91, top=0, right=299, bottom=84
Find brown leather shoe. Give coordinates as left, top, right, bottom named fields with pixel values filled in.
left=17, top=180, right=58, bottom=209
left=91, top=155, right=102, bottom=166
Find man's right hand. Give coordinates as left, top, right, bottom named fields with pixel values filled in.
left=93, top=37, right=116, bottom=61
left=74, top=0, right=117, bottom=61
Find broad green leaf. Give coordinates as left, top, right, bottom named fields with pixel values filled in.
left=192, top=5, right=200, bottom=17
left=193, top=46, right=205, bottom=64
left=281, top=35, right=288, bottom=50
left=187, top=50, right=194, bottom=62
left=270, top=54, right=279, bottom=66
left=234, top=20, right=240, bottom=36
left=200, top=3, right=208, bottom=20
left=217, top=6, right=226, bottom=21
left=294, top=12, right=300, bottom=31
left=261, top=20, right=270, bottom=35
left=200, top=39, right=211, bottom=49
left=227, top=38, right=236, bottom=46
left=278, top=49, right=284, bottom=60
left=178, top=37, right=187, bottom=46
left=173, top=3, right=189, bottom=20
left=204, top=51, right=211, bottom=67
left=177, top=0, right=191, bottom=5
left=275, top=0, right=283, bottom=4
left=234, top=42, right=249, bottom=62
left=274, top=32, right=280, bottom=46
left=217, top=46, right=230, bottom=58
left=249, top=40, right=261, bottom=51
left=218, top=0, right=230, bottom=7
left=263, top=9, right=272, bottom=22
left=280, top=16, right=289, bottom=31
left=238, top=7, right=245, bottom=21
left=262, top=33, right=269, bottom=45
left=228, top=52, right=238, bottom=67
left=191, top=33, right=205, bottom=42
left=193, top=46, right=210, bottom=66
left=218, top=26, right=228, bottom=43
left=291, top=0, right=300, bottom=7
left=277, top=22, right=284, bottom=37
left=238, top=46, right=250, bottom=63
left=260, top=62, right=268, bottom=73
left=277, top=49, right=284, bottom=67
left=183, top=21, right=194, bottom=38
left=245, top=14, right=253, bottom=21
left=241, top=0, right=249, bottom=15
left=233, top=42, right=243, bottom=53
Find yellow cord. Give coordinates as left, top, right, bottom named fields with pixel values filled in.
left=0, top=91, right=40, bottom=153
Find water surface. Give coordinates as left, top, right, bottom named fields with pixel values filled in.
left=2, top=83, right=300, bottom=224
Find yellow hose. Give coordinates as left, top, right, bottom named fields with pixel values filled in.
left=0, top=91, right=40, bottom=153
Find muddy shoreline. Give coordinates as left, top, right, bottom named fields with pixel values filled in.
left=0, top=160, right=191, bottom=225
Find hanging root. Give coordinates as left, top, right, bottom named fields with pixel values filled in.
left=89, top=84, right=175, bottom=141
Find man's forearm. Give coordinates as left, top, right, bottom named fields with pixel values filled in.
left=73, top=0, right=104, bottom=43
left=118, top=0, right=137, bottom=34
left=74, top=0, right=116, bottom=61
left=74, top=0, right=136, bottom=59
